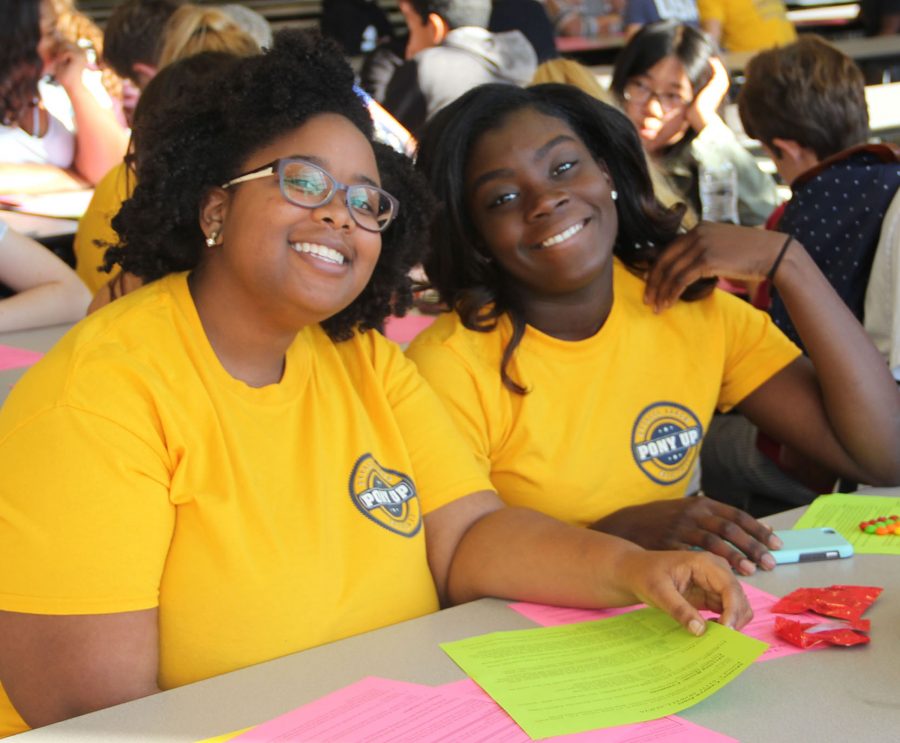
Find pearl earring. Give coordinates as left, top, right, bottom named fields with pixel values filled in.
left=611, top=190, right=618, bottom=201
left=205, top=230, right=219, bottom=248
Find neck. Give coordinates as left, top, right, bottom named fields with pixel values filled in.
left=519, top=261, right=615, bottom=341
left=188, top=269, right=297, bottom=388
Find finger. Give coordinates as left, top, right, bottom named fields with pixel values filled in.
left=644, top=233, right=697, bottom=308
left=712, top=574, right=753, bottom=630
left=696, top=499, right=779, bottom=570
left=683, top=555, right=753, bottom=630
left=692, top=529, right=757, bottom=576
left=653, top=251, right=711, bottom=310
left=646, top=573, right=709, bottom=636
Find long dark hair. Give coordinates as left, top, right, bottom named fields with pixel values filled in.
left=0, top=0, right=42, bottom=126
left=416, top=82, right=712, bottom=393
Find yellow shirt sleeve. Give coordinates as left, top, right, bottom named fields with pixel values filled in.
left=0, top=405, right=174, bottom=615
left=716, top=289, right=802, bottom=411
left=73, top=161, right=132, bottom=294
left=371, top=332, right=495, bottom=509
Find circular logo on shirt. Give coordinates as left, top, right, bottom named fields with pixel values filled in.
left=631, top=402, right=703, bottom=485
left=349, top=453, right=420, bottom=537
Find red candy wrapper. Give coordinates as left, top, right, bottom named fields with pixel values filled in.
left=774, top=616, right=870, bottom=648
left=770, top=585, right=882, bottom=623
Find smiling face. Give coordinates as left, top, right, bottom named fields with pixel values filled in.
left=465, top=106, right=618, bottom=306
left=197, top=112, right=382, bottom=336
left=622, top=55, right=694, bottom=154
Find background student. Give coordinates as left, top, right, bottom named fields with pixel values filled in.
left=610, top=21, right=778, bottom=227
left=700, top=35, right=900, bottom=513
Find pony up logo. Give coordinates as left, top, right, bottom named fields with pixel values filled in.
left=349, top=453, right=420, bottom=536
left=631, top=402, right=703, bottom=485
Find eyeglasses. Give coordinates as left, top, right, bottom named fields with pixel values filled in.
left=622, top=80, right=690, bottom=113
left=221, top=157, right=400, bottom=233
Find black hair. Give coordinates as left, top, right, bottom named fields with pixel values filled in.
left=125, top=50, right=242, bottom=173
left=102, top=0, right=182, bottom=82
left=610, top=21, right=715, bottom=102
left=0, top=0, right=42, bottom=126
left=109, top=29, right=433, bottom=341
left=406, top=0, right=491, bottom=29
left=610, top=20, right=716, bottom=157
left=416, top=82, right=712, bottom=393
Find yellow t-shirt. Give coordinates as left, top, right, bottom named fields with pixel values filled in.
left=697, top=0, right=796, bottom=51
left=406, top=259, right=800, bottom=528
left=0, top=273, right=492, bottom=737
left=73, top=160, right=132, bottom=294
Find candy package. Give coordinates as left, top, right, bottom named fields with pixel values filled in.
left=771, top=585, right=882, bottom=649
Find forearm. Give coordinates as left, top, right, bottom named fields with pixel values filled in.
left=64, top=84, right=129, bottom=185
left=0, top=163, right=86, bottom=196
left=774, top=243, right=900, bottom=482
left=446, top=506, right=644, bottom=608
left=0, top=280, right=90, bottom=332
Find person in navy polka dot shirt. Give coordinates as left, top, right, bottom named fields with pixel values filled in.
left=738, top=34, right=900, bottom=353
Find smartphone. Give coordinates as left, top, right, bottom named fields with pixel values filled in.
left=770, top=527, right=854, bottom=565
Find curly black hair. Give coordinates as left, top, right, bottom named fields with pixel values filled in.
left=109, top=28, right=434, bottom=342
left=0, top=0, right=42, bottom=126
left=416, top=82, right=713, bottom=392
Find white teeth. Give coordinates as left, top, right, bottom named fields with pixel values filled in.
left=541, top=221, right=585, bottom=248
left=290, top=242, right=345, bottom=265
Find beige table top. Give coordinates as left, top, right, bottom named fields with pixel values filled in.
left=11, top=491, right=900, bottom=742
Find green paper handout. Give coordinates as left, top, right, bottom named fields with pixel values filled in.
left=793, top=493, right=900, bottom=555
left=441, top=607, right=766, bottom=740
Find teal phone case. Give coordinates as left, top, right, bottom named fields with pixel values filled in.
left=771, top=527, right=854, bottom=564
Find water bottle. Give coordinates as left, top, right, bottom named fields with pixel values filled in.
left=699, top=161, right=738, bottom=224
left=361, top=25, right=378, bottom=54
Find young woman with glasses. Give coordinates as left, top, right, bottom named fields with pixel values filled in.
left=0, top=31, right=753, bottom=736
left=610, top=21, right=778, bottom=226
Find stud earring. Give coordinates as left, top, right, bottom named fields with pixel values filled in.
left=205, top=230, right=219, bottom=248
left=611, top=190, right=618, bottom=201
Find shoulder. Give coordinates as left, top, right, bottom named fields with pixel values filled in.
left=406, top=311, right=508, bottom=380
left=0, top=276, right=188, bottom=422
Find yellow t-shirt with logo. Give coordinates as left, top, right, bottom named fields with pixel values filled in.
left=73, top=160, right=132, bottom=294
left=0, top=273, right=492, bottom=737
left=406, top=259, right=800, bottom=528
left=697, top=0, right=796, bottom=51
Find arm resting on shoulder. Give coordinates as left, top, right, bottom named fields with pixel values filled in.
left=644, top=224, right=900, bottom=487
left=0, top=608, right=160, bottom=729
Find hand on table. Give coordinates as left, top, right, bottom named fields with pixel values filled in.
left=592, top=495, right=783, bottom=575
left=617, top=548, right=753, bottom=634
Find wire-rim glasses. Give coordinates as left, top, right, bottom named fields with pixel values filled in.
left=221, top=157, right=400, bottom=233
left=622, top=80, right=690, bottom=113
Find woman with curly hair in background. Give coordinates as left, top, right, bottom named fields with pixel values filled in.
left=0, top=0, right=127, bottom=193
left=0, top=30, right=754, bottom=737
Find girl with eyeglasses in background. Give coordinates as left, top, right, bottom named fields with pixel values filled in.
left=610, top=21, right=778, bottom=227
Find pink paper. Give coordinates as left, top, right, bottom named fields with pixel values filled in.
left=231, top=676, right=737, bottom=743
left=509, top=583, right=822, bottom=662
left=439, top=678, right=736, bottom=742
left=0, top=345, right=43, bottom=371
left=383, top=313, right=435, bottom=344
